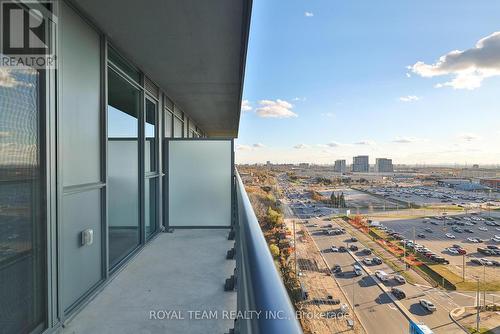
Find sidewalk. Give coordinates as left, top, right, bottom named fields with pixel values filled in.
left=286, top=219, right=366, bottom=334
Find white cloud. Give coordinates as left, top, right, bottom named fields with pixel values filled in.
left=304, top=11, right=314, bottom=17
left=393, top=136, right=425, bottom=143
left=321, top=112, right=335, bottom=118
left=399, top=95, right=420, bottom=102
left=0, top=68, right=22, bottom=88
left=406, top=73, right=411, bottom=78
left=294, top=144, right=309, bottom=149
left=253, top=143, right=265, bottom=148
left=457, top=133, right=481, bottom=142
left=292, top=97, right=306, bottom=102
left=236, top=144, right=253, bottom=151
left=326, top=141, right=341, bottom=147
left=354, top=140, right=375, bottom=146
left=409, top=31, right=500, bottom=90
left=255, top=99, right=298, bottom=118
left=241, top=99, right=252, bottom=112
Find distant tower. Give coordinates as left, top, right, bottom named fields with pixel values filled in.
left=352, top=155, right=369, bottom=172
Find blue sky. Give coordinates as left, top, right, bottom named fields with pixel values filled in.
left=236, top=0, right=500, bottom=165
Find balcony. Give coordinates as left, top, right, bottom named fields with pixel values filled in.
left=62, top=171, right=302, bottom=334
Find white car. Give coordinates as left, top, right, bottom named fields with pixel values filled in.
left=478, top=227, right=488, bottom=231
left=495, top=235, right=500, bottom=239
left=493, top=237, right=500, bottom=243
left=446, top=233, right=456, bottom=239
left=375, top=270, right=389, bottom=281
left=480, top=258, right=493, bottom=266
left=363, top=258, right=373, bottom=265
left=467, top=237, right=479, bottom=243
left=447, top=248, right=459, bottom=254
left=331, top=246, right=339, bottom=252
left=394, top=275, right=406, bottom=284
left=419, top=299, right=437, bottom=312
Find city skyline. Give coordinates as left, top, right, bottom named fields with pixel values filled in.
left=236, top=0, right=500, bottom=165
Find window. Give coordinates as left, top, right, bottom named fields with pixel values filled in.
left=145, top=98, right=157, bottom=173
left=0, top=67, right=47, bottom=333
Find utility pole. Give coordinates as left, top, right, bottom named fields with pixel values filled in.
left=413, top=226, right=416, bottom=246
left=462, top=255, right=465, bottom=282
left=483, top=265, right=486, bottom=308
left=293, top=220, right=297, bottom=276
left=476, top=278, right=480, bottom=332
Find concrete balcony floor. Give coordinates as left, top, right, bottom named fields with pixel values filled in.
left=63, top=229, right=236, bottom=334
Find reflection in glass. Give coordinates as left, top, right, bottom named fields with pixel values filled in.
left=107, top=69, right=140, bottom=268
left=145, top=99, right=156, bottom=173
left=0, top=67, right=47, bottom=333
left=173, top=116, right=183, bottom=138
left=145, top=178, right=157, bottom=237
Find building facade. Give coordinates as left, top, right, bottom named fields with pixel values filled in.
left=352, top=155, right=369, bottom=172
left=480, top=178, right=500, bottom=190
left=375, top=158, right=394, bottom=173
left=0, top=2, right=305, bottom=334
left=334, top=159, right=347, bottom=173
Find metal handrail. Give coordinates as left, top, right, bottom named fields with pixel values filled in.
left=234, top=171, right=303, bottom=334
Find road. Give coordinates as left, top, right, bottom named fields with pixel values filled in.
left=305, top=220, right=464, bottom=334
left=279, top=183, right=468, bottom=333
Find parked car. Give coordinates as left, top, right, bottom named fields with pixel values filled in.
left=332, top=264, right=342, bottom=273
left=375, top=270, right=389, bottom=281
left=362, top=248, right=372, bottom=255
left=349, top=244, right=358, bottom=251
left=424, top=228, right=433, bottom=233
left=479, top=227, right=488, bottom=231
left=394, top=275, right=406, bottom=284
left=350, top=237, right=358, bottom=242
left=417, top=233, right=426, bottom=238
left=419, top=299, right=437, bottom=312
left=464, top=228, right=474, bottom=233
left=468, top=237, right=479, bottom=243
left=372, top=257, right=382, bottom=265
left=391, top=287, right=406, bottom=300
left=331, top=246, right=339, bottom=252
left=339, top=246, right=347, bottom=252
left=487, top=245, right=499, bottom=250
left=446, top=233, right=456, bottom=239
left=471, top=258, right=483, bottom=265
left=480, top=258, right=493, bottom=266
left=447, top=248, right=459, bottom=255
left=363, top=258, right=373, bottom=265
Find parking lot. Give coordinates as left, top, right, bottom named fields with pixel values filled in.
left=368, top=186, right=500, bottom=208
left=371, top=212, right=500, bottom=283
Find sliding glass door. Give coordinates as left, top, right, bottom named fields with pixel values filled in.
left=107, top=68, right=141, bottom=268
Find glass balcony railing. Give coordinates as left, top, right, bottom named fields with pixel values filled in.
left=233, top=171, right=303, bottom=334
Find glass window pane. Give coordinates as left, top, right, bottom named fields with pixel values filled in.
left=145, top=178, right=158, bottom=237
left=107, top=69, right=140, bottom=268
left=165, top=110, right=172, bottom=138
left=0, top=67, right=47, bottom=333
left=145, top=99, right=157, bottom=173
left=173, top=117, right=183, bottom=138
left=108, top=46, right=141, bottom=83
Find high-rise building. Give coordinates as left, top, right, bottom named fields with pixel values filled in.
left=375, top=158, right=394, bottom=173
left=352, top=155, right=369, bottom=172
left=334, top=159, right=347, bottom=173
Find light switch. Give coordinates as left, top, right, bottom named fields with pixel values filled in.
left=81, top=229, right=94, bottom=246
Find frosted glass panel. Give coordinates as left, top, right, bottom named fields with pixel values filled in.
left=168, top=140, right=232, bottom=227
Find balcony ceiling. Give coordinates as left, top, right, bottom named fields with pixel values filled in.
left=71, top=0, right=252, bottom=137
